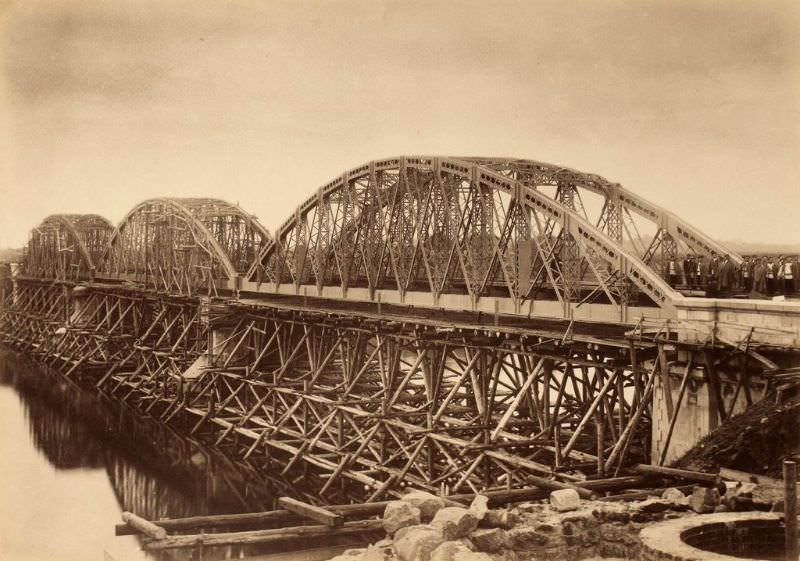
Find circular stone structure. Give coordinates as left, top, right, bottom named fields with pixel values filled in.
left=640, top=512, right=785, bottom=561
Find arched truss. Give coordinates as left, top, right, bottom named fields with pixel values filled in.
left=246, top=157, right=739, bottom=320
left=461, top=157, right=742, bottom=271
left=99, top=198, right=271, bottom=296
left=23, top=214, right=113, bottom=281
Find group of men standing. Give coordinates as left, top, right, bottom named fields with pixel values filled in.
left=666, top=254, right=798, bottom=297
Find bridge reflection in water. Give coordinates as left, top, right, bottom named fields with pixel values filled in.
left=0, top=350, right=326, bottom=561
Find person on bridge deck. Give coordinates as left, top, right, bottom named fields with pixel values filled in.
left=766, top=259, right=777, bottom=294
left=753, top=258, right=767, bottom=294
left=683, top=255, right=695, bottom=288
left=792, top=257, right=800, bottom=295
left=781, top=258, right=794, bottom=296
left=740, top=258, right=752, bottom=292
left=695, top=256, right=704, bottom=289
left=709, top=257, right=719, bottom=289
left=717, top=257, right=732, bottom=295
left=668, top=259, right=679, bottom=287
left=731, top=259, right=741, bottom=291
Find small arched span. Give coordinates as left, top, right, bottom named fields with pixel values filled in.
left=99, top=198, right=270, bottom=296
left=23, top=214, right=113, bottom=281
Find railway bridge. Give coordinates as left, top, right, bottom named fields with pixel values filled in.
left=1, top=156, right=798, bottom=505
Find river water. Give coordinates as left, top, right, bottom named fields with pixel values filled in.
left=0, top=349, right=324, bottom=561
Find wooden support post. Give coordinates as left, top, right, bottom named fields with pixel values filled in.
left=561, top=370, right=618, bottom=459
left=657, top=356, right=694, bottom=466
left=142, top=519, right=383, bottom=550
left=122, top=512, right=167, bottom=540
left=604, top=371, right=655, bottom=474
left=277, top=497, right=343, bottom=528
left=657, top=343, right=674, bottom=418
left=633, top=464, right=720, bottom=485
left=595, top=407, right=605, bottom=477
left=785, top=461, right=798, bottom=561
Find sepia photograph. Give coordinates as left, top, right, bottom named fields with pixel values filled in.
left=0, top=1, right=798, bottom=560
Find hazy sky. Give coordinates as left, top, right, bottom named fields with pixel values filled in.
left=1, top=0, right=798, bottom=247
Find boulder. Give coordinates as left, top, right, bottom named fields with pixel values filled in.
left=752, top=484, right=784, bottom=509
left=591, top=503, right=630, bottom=523
left=560, top=510, right=597, bottom=528
left=598, top=523, right=625, bottom=543
left=383, top=500, right=422, bottom=536
left=481, top=508, right=517, bottom=529
left=393, top=524, right=446, bottom=561
left=724, top=482, right=758, bottom=510
left=533, top=522, right=557, bottom=534
left=469, top=495, right=489, bottom=521
left=514, top=502, right=546, bottom=514
left=432, top=507, right=480, bottom=540
left=689, top=486, right=720, bottom=514
left=403, top=490, right=448, bottom=520
left=633, top=498, right=674, bottom=513
left=506, top=526, right=550, bottom=549
left=469, top=527, right=507, bottom=552
left=661, top=487, right=686, bottom=502
left=549, top=488, right=581, bottom=512
left=734, top=482, right=758, bottom=497
left=430, top=541, right=492, bottom=561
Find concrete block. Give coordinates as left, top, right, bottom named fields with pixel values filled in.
left=549, top=488, right=581, bottom=512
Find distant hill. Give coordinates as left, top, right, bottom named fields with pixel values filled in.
left=0, top=248, right=23, bottom=263
left=620, top=234, right=798, bottom=257
left=720, top=240, right=800, bottom=256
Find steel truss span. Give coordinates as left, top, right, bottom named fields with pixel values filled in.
left=245, top=157, right=740, bottom=321
left=23, top=214, right=113, bottom=281
left=100, top=198, right=271, bottom=296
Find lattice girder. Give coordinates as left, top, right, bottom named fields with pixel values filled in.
left=99, top=198, right=270, bottom=296
left=22, top=214, right=113, bottom=281
left=465, top=157, right=742, bottom=267
left=247, top=157, right=690, bottom=316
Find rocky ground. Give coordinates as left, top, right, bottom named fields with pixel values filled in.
left=328, top=481, right=785, bottom=561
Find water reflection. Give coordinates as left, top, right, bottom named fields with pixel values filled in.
left=0, top=350, right=296, bottom=561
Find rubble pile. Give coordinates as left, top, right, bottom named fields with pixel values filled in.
left=328, top=481, right=781, bottom=561
left=676, top=393, right=800, bottom=478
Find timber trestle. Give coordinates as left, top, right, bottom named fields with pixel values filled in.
left=1, top=275, right=669, bottom=503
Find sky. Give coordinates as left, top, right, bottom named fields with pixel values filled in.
left=0, top=0, right=798, bottom=248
